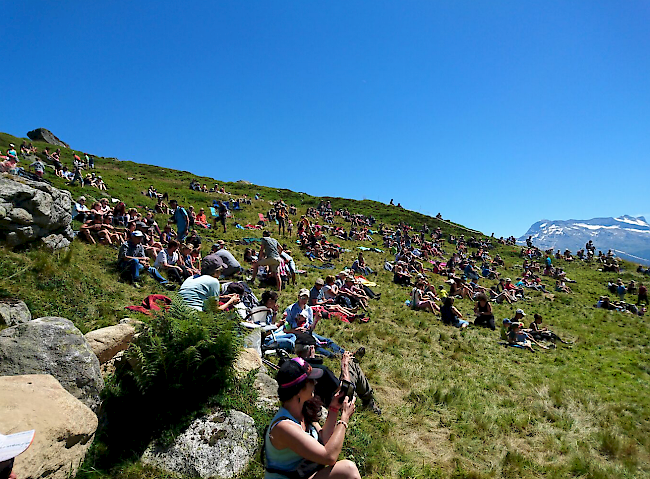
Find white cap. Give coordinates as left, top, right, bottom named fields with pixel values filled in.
left=0, top=430, right=35, bottom=462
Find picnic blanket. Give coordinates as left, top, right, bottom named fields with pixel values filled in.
left=238, top=237, right=262, bottom=244
left=355, top=276, right=377, bottom=287
left=357, top=246, right=383, bottom=253
left=305, top=263, right=335, bottom=270
left=125, top=294, right=172, bottom=315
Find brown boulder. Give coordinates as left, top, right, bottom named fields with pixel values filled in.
left=84, top=323, right=136, bottom=364
left=0, top=374, right=98, bottom=479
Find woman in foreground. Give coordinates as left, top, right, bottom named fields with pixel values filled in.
left=264, top=358, right=360, bottom=479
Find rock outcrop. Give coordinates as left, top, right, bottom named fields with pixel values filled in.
left=26, top=128, right=70, bottom=148
left=0, top=374, right=98, bottom=479
left=84, top=322, right=137, bottom=364
left=141, top=409, right=257, bottom=479
left=0, top=299, right=32, bottom=326
left=0, top=317, right=104, bottom=411
left=0, top=175, right=73, bottom=250
left=254, top=369, right=279, bottom=410
left=234, top=347, right=263, bottom=377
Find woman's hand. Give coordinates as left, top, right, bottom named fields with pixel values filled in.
left=340, top=395, right=356, bottom=422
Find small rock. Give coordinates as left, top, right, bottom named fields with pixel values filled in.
left=0, top=299, right=32, bottom=326
left=254, top=370, right=279, bottom=410
left=234, top=348, right=262, bottom=377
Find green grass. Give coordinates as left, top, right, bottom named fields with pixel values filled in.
left=2, top=130, right=650, bottom=478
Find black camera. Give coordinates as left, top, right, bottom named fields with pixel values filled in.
left=338, top=379, right=356, bottom=404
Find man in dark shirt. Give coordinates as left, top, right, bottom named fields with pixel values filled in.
left=212, top=240, right=242, bottom=278
left=118, top=231, right=172, bottom=289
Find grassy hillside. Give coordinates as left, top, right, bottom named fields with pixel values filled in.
left=1, top=131, right=650, bottom=479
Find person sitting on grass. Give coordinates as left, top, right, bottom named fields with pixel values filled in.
left=528, top=314, right=570, bottom=345
left=263, top=359, right=360, bottom=479
left=212, top=240, right=243, bottom=278
left=473, top=293, right=495, bottom=330
left=351, top=252, right=375, bottom=276
left=411, top=279, right=440, bottom=314
left=195, top=207, right=210, bottom=228
left=178, top=260, right=240, bottom=312
left=284, top=289, right=345, bottom=358
left=507, top=321, right=548, bottom=352
left=440, top=297, right=469, bottom=328
left=118, top=231, right=174, bottom=289
left=260, top=290, right=297, bottom=353
left=295, top=334, right=381, bottom=415
left=179, top=243, right=201, bottom=277
left=340, top=276, right=369, bottom=311
left=153, top=239, right=188, bottom=284
left=72, top=195, right=91, bottom=222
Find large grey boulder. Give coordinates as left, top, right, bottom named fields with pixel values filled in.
left=0, top=299, right=31, bottom=326
left=0, top=317, right=104, bottom=411
left=141, top=409, right=257, bottom=479
left=0, top=374, right=97, bottom=479
left=0, top=175, right=73, bottom=250
left=26, top=128, right=70, bottom=148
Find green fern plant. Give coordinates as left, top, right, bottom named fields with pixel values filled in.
left=120, top=296, right=242, bottom=399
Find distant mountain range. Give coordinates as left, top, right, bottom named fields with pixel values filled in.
left=517, top=215, right=650, bottom=265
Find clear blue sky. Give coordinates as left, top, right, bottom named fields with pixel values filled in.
left=5, top=1, right=649, bottom=237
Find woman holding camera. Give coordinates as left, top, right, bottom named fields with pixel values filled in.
left=264, top=358, right=360, bottom=479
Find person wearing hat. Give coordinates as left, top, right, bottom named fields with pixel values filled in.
left=178, top=256, right=240, bottom=312
left=295, top=334, right=380, bottom=415
left=263, top=359, right=360, bottom=479
left=6, top=144, right=18, bottom=163
left=195, top=207, right=209, bottom=228
left=284, top=289, right=345, bottom=358
left=211, top=241, right=243, bottom=278
left=0, top=429, right=35, bottom=479
left=118, top=230, right=173, bottom=289
left=308, top=278, right=330, bottom=307
left=72, top=196, right=90, bottom=222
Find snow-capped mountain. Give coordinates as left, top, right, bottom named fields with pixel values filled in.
left=517, top=215, right=650, bottom=265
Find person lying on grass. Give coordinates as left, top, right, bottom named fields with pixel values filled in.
left=263, top=359, right=360, bottom=479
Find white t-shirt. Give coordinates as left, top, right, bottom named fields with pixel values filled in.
left=154, top=249, right=179, bottom=269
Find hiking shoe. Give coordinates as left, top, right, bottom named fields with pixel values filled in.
left=353, top=347, right=366, bottom=361
left=133, top=282, right=142, bottom=289
left=363, top=399, right=382, bottom=415
left=164, top=283, right=177, bottom=291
